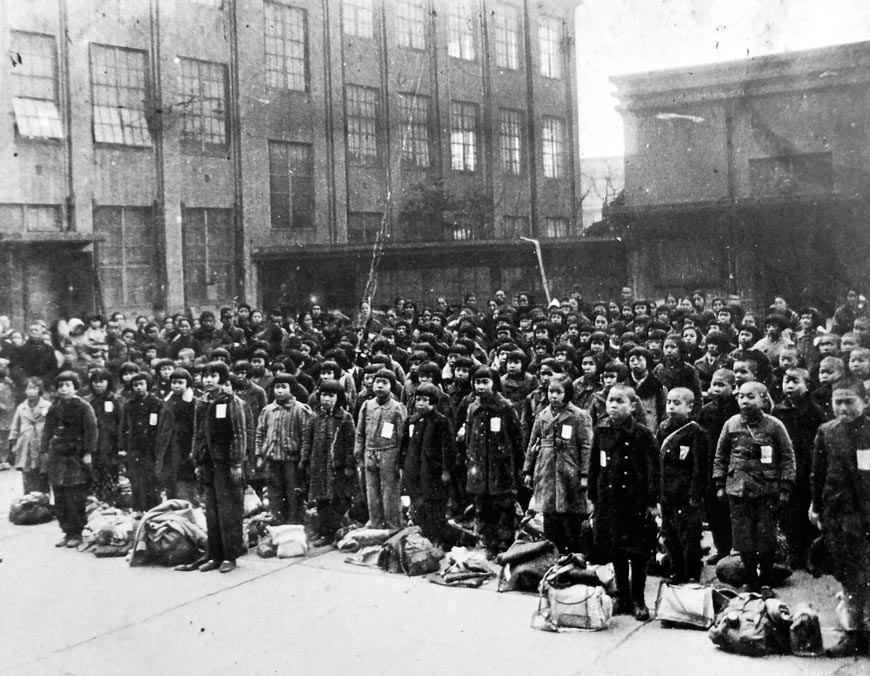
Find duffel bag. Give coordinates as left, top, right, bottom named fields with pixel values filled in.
left=655, top=581, right=715, bottom=629
left=9, top=492, right=53, bottom=525
left=547, top=584, right=612, bottom=631
left=709, top=592, right=792, bottom=656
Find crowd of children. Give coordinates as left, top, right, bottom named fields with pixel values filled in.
left=2, top=286, right=870, bottom=655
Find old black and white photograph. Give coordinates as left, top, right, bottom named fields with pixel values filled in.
left=2, top=0, right=870, bottom=674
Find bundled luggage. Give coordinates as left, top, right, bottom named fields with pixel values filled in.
left=531, top=559, right=613, bottom=632
left=129, top=499, right=207, bottom=567
left=708, top=591, right=793, bottom=656
left=9, top=492, right=53, bottom=525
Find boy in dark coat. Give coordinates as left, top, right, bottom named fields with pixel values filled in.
left=652, top=335, right=701, bottom=403
left=154, top=368, right=198, bottom=506
left=713, top=381, right=795, bottom=591
left=589, top=383, right=660, bottom=620
left=772, top=367, right=825, bottom=569
left=43, top=371, right=97, bottom=548
left=86, top=369, right=124, bottom=505
left=656, top=387, right=707, bottom=582
left=119, top=372, right=163, bottom=512
left=463, top=366, right=522, bottom=556
left=189, top=362, right=248, bottom=573
left=698, top=368, right=739, bottom=564
left=399, top=383, right=455, bottom=546
left=810, top=378, right=870, bottom=657
left=300, top=380, right=356, bottom=546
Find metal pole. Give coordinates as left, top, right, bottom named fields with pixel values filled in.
left=520, top=236, right=551, bottom=306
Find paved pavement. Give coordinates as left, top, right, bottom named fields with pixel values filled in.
left=1, top=469, right=868, bottom=676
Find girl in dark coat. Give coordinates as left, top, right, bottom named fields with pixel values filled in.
left=399, top=383, right=455, bottom=547
left=86, top=369, right=124, bottom=504
left=301, top=380, right=356, bottom=547
left=589, top=383, right=660, bottom=621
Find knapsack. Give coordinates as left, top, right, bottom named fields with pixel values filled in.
left=9, top=492, right=53, bottom=525
left=789, top=603, right=823, bottom=657
left=708, top=592, right=793, bottom=656
left=376, top=526, right=443, bottom=576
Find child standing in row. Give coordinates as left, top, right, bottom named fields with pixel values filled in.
left=523, top=375, right=593, bottom=554
left=9, top=377, right=51, bottom=494
left=589, top=383, right=660, bottom=621
left=656, top=387, right=707, bottom=583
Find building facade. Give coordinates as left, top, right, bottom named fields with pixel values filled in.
left=611, top=42, right=870, bottom=314
left=1, top=0, right=625, bottom=325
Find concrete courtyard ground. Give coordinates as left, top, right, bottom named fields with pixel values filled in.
left=1, top=469, right=868, bottom=676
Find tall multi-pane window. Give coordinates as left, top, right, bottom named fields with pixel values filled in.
left=447, top=0, right=476, bottom=60
left=499, top=108, right=523, bottom=175
left=93, top=206, right=157, bottom=308
left=398, top=93, right=429, bottom=168
left=264, top=3, right=308, bottom=91
left=346, top=85, right=379, bottom=166
left=539, top=17, right=563, bottom=78
left=542, top=116, right=565, bottom=178
left=396, top=0, right=426, bottom=50
left=493, top=4, right=519, bottom=70
left=178, top=58, right=228, bottom=150
left=269, top=141, right=314, bottom=230
left=90, top=45, right=151, bottom=146
left=343, top=0, right=373, bottom=38
left=9, top=31, right=63, bottom=139
left=450, top=101, right=478, bottom=172
left=181, top=207, right=236, bottom=304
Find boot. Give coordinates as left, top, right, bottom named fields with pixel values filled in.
left=758, top=552, right=777, bottom=587
left=825, top=631, right=867, bottom=658
left=631, top=557, right=649, bottom=621
left=740, top=552, right=759, bottom=592
left=613, top=558, right=632, bottom=615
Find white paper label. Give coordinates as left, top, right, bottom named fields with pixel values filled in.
left=600, top=451, right=607, bottom=467
left=760, top=445, right=773, bottom=464
left=215, top=404, right=227, bottom=419
left=380, top=421, right=394, bottom=439
left=857, top=449, right=870, bottom=471
left=408, top=424, right=415, bottom=437
left=149, top=412, right=158, bottom=426
left=104, top=401, right=114, bottom=413
left=679, top=445, right=690, bottom=460
left=561, top=424, right=572, bottom=440
left=490, top=417, right=501, bottom=433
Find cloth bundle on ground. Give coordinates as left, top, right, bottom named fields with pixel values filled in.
left=654, top=582, right=735, bottom=629
left=337, top=527, right=394, bottom=553
left=708, top=590, right=793, bottom=656
left=81, top=506, right=137, bottom=557
left=268, top=524, right=308, bottom=558
left=531, top=559, right=613, bottom=632
left=496, top=540, right=560, bottom=593
left=129, top=499, right=207, bottom=567
left=345, top=526, right=443, bottom=576
left=715, top=554, right=792, bottom=587
left=246, top=511, right=277, bottom=549
left=243, top=486, right=263, bottom=517
left=9, top=492, right=53, bottom=525
left=426, top=546, right=495, bottom=588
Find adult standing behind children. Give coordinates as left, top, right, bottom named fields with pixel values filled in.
left=713, top=381, right=795, bottom=591
left=42, top=371, right=97, bottom=548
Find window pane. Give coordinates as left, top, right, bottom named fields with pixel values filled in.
left=493, top=5, right=519, bottom=69
left=450, top=101, right=478, bottom=172
left=179, top=58, right=228, bottom=149
left=447, top=0, right=476, bottom=60
left=399, top=93, right=430, bottom=168
left=396, top=0, right=426, bottom=50
left=343, top=0, right=373, bottom=38
left=90, top=45, right=151, bottom=146
left=10, top=32, right=56, bottom=101
left=264, top=3, right=308, bottom=91
left=539, top=17, right=563, bottom=78
left=542, top=116, right=565, bottom=178
left=346, top=85, right=379, bottom=165
left=499, top=108, right=522, bottom=175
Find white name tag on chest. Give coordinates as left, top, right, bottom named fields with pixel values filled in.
left=760, top=445, right=773, bottom=464
left=408, top=424, right=415, bottom=437
left=857, top=449, right=870, bottom=471
left=149, top=412, right=158, bottom=425
left=490, top=418, right=501, bottom=433
left=380, top=421, right=394, bottom=439
left=215, top=404, right=227, bottom=419
left=600, top=451, right=607, bottom=467
left=679, top=445, right=690, bottom=460
left=561, top=424, right=572, bottom=440
left=104, top=401, right=114, bottom=413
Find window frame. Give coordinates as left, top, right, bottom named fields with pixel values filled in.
left=492, top=4, right=520, bottom=70
left=542, top=115, right=566, bottom=179
left=342, top=0, right=374, bottom=39
left=178, top=57, right=229, bottom=153
left=89, top=43, right=152, bottom=148
left=181, top=206, right=237, bottom=305
left=498, top=107, right=524, bottom=176
left=269, top=139, right=315, bottom=231
left=395, top=0, right=426, bottom=50
left=9, top=30, right=64, bottom=141
left=345, top=84, right=381, bottom=167
left=93, top=205, right=158, bottom=308
left=398, top=92, right=431, bottom=169
left=447, top=0, right=477, bottom=61
left=538, top=16, right=563, bottom=79
left=450, top=100, right=479, bottom=173
left=264, top=2, right=309, bottom=93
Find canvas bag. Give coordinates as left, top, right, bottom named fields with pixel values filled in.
left=789, top=603, right=823, bottom=657
left=531, top=562, right=613, bottom=632
left=268, top=524, right=308, bottom=558
left=655, top=582, right=715, bottom=629
left=708, top=593, right=792, bottom=656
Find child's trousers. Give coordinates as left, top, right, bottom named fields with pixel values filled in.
left=364, top=446, right=401, bottom=530
left=662, top=502, right=703, bottom=580
left=543, top=512, right=585, bottom=554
